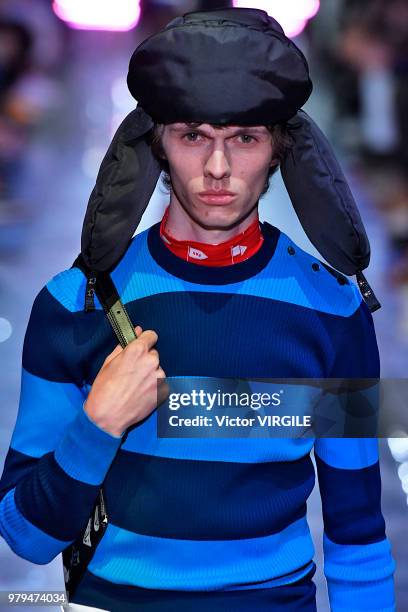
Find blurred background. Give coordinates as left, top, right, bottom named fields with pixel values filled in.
left=0, top=0, right=407, bottom=610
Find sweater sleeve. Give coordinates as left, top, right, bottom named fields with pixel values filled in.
left=0, top=280, right=123, bottom=565
left=314, top=297, right=397, bottom=611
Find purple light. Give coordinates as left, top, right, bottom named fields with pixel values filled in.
left=52, top=0, right=141, bottom=31
left=232, top=0, right=320, bottom=37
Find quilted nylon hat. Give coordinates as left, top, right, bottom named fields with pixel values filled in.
left=80, top=7, right=380, bottom=311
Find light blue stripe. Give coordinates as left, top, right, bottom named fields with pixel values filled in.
left=0, top=489, right=71, bottom=564
left=324, top=533, right=396, bottom=610
left=54, top=402, right=123, bottom=485
left=88, top=515, right=315, bottom=590
left=314, top=438, right=379, bottom=469
left=114, top=230, right=359, bottom=316
left=11, top=369, right=85, bottom=457
left=122, top=406, right=315, bottom=462
left=324, top=532, right=396, bottom=582
left=327, top=577, right=396, bottom=612
left=11, top=370, right=121, bottom=484
left=47, top=227, right=359, bottom=317
left=46, top=267, right=87, bottom=312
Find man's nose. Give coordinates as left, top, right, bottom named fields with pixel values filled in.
left=203, top=147, right=231, bottom=180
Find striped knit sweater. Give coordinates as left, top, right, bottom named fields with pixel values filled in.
left=0, top=221, right=396, bottom=610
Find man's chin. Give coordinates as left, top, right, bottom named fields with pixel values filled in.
left=194, top=210, right=243, bottom=231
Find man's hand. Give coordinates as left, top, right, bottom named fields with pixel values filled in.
left=84, top=326, right=169, bottom=437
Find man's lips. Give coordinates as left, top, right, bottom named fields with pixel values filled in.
left=197, top=193, right=238, bottom=204
left=198, top=191, right=236, bottom=196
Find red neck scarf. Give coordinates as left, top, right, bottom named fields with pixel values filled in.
left=159, top=206, right=264, bottom=266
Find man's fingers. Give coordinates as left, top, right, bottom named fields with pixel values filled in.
left=104, top=343, right=123, bottom=365
left=134, top=329, right=159, bottom=352
left=104, top=326, right=143, bottom=365
left=134, top=325, right=142, bottom=337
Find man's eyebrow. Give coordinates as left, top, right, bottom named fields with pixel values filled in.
left=169, top=125, right=269, bottom=135
left=168, top=125, right=189, bottom=132
left=232, top=127, right=269, bottom=135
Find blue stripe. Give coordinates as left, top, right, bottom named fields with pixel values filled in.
left=54, top=401, right=123, bottom=485
left=329, top=299, right=380, bottom=378
left=95, top=293, right=343, bottom=380
left=22, top=286, right=89, bottom=384
left=26, top=289, right=358, bottom=383
left=47, top=267, right=87, bottom=312
left=10, top=369, right=85, bottom=456
left=121, top=222, right=356, bottom=315
left=325, top=532, right=396, bottom=581
left=323, top=533, right=396, bottom=610
left=314, top=438, right=379, bottom=469
left=122, top=408, right=315, bottom=461
left=88, top=516, right=315, bottom=590
left=0, top=489, right=72, bottom=564
left=14, top=451, right=100, bottom=540
left=104, top=450, right=314, bottom=539
left=315, top=454, right=385, bottom=544
left=9, top=369, right=122, bottom=484
left=73, top=567, right=317, bottom=611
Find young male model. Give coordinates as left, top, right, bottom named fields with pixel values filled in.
left=0, top=8, right=396, bottom=611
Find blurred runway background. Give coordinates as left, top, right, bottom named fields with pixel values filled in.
left=0, top=1, right=407, bottom=610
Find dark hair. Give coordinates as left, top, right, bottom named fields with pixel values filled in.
left=148, top=121, right=294, bottom=197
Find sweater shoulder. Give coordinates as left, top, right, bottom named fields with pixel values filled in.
left=44, top=226, right=151, bottom=312
left=270, top=229, right=362, bottom=317
left=45, top=266, right=87, bottom=313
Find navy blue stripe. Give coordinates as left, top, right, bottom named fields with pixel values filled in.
left=112, top=294, right=338, bottom=381
left=24, top=291, right=351, bottom=383
left=23, top=286, right=113, bottom=383
left=0, top=447, right=38, bottom=503
left=104, top=450, right=315, bottom=539
left=73, top=568, right=317, bottom=612
left=147, top=220, right=280, bottom=284
left=95, top=296, right=353, bottom=383
left=329, top=299, right=380, bottom=378
left=0, top=489, right=72, bottom=563
left=14, top=452, right=100, bottom=540
left=315, top=454, right=385, bottom=544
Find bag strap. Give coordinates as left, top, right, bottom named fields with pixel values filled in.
left=72, top=253, right=137, bottom=347
left=62, top=254, right=137, bottom=600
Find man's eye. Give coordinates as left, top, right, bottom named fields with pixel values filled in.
left=181, top=133, right=256, bottom=144
left=183, top=132, right=201, bottom=142
left=239, top=134, right=256, bottom=144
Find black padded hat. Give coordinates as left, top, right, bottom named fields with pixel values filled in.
left=127, top=9, right=313, bottom=126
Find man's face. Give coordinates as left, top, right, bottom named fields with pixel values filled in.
left=160, top=123, right=277, bottom=230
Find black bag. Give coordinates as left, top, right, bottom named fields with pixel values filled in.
left=62, top=254, right=137, bottom=601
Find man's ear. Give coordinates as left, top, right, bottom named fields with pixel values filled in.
left=270, top=158, right=279, bottom=167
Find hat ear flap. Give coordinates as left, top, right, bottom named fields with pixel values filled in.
left=280, top=110, right=370, bottom=276
left=81, top=106, right=161, bottom=272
